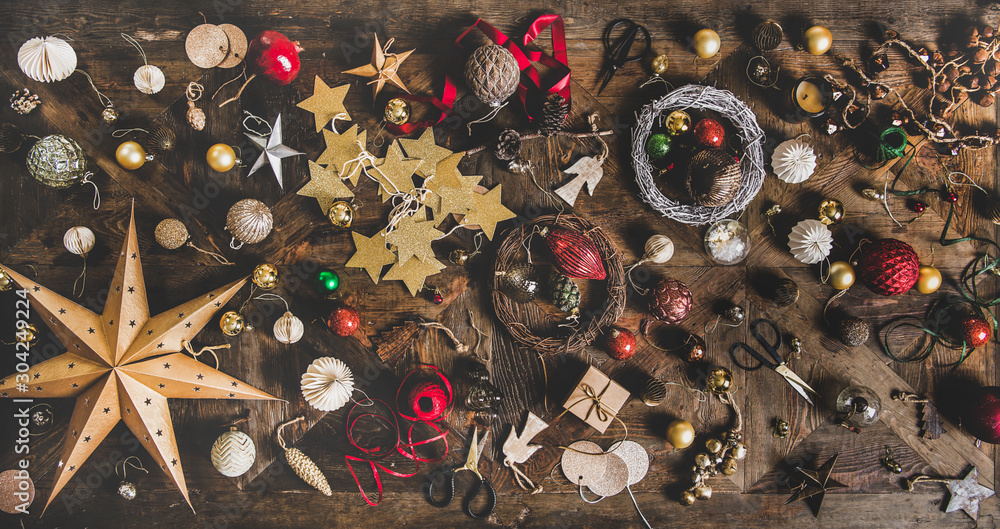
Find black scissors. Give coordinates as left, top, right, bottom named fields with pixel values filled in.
left=729, top=319, right=819, bottom=405
left=598, top=19, right=651, bottom=95
left=426, top=428, right=496, bottom=519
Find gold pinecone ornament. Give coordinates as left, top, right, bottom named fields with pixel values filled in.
left=277, top=417, right=332, bottom=496
left=465, top=44, right=520, bottom=108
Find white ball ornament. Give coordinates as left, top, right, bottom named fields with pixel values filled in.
left=211, top=427, right=256, bottom=477
left=18, top=36, right=77, bottom=83
left=273, top=311, right=304, bottom=344
left=788, top=219, right=833, bottom=265
left=63, top=226, right=95, bottom=257
left=301, top=357, right=355, bottom=412
left=772, top=138, right=817, bottom=184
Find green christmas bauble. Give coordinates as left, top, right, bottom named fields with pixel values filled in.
left=315, top=269, right=340, bottom=295
left=645, top=133, right=673, bottom=160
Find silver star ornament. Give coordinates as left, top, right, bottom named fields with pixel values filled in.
left=246, top=114, right=303, bottom=189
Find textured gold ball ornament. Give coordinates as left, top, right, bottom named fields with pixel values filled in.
left=384, top=98, right=410, bottom=125
left=116, top=141, right=148, bottom=170
left=27, top=135, right=88, bottom=188
left=219, top=311, right=245, bottom=337
left=828, top=261, right=855, bottom=290
left=706, top=367, right=733, bottom=394
left=651, top=54, right=669, bottom=75
left=449, top=249, right=470, bottom=266
left=0, top=269, right=13, bottom=291
left=692, top=29, right=721, bottom=58
left=226, top=199, right=273, bottom=248
left=989, top=196, right=1000, bottom=225
left=917, top=264, right=942, bottom=294
left=101, top=106, right=119, bottom=125
left=326, top=200, right=354, bottom=228
left=666, top=419, right=696, bottom=449
left=0, top=469, right=34, bottom=513
left=211, top=427, right=256, bottom=477
left=154, top=218, right=189, bottom=250
left=803, top=25, right=833, bottom=55
left=705, top=438, right=723, bottom=454
left=18, top=323, right=38, bottom=347
left=465, top=44, right=520, bottom=107
left=207, top=143, right=237, bottom=172
left=252, top=263, right=279, bottom=290
left=665, top=110, right=692, bottom=136
left=818, top=199, right=845, bottom=225
left=146, top=126, right=177, bottom=156
left=680, top=490, right=697, bottom=506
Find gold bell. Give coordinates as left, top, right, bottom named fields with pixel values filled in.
left=327, top=201, right=354, bottom=228
left=449, top=249, right=470, bottom=266
left=720, top=456, right=738, bottom=476
left=17, top=324, right=38, bottom=347
left=705, top=438, right=723, bottom=454
left=252, top=263, right=279, bottom=290
left=0, top=269, right=13, bottom=291
left=384, top=98, right=410, bottom=125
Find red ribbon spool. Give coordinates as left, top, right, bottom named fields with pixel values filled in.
left=407, top=381, right=451, bottom=422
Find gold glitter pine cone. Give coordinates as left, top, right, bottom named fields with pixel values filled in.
left=285, top=447, right=332, bottom=496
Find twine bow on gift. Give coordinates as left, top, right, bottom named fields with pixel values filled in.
left=556, top=380, right=629, bottom=446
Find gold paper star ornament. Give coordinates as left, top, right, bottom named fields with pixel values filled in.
left=344, top=34, right=414, bottom=100
left=298, top=160, right=354, bottom=214
left=296, top=76, right=351, bottom=133
left=461, top=184, right=516, bottom=240
left=346, top=230, right=397, bottom=284
left=0, top=206, right=276, bottom=513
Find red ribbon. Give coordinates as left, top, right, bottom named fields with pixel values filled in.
left=344, top=366, right=454, bottom=506
left=385, top=75, right=459, bottom=135
left=456, top=14, right=572, bottom=123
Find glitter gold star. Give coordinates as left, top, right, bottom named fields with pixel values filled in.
left=296, top=76, right=351, bottom=133
left=398, top=128, right=455, bottom=178
left=386, top=213, right=440, bottom=266
left=343, top=34, right=415, bottom=100
left=372, top=141, right=422, bottom=202
left=298, top=161, right=354, bottom=214
left=461, top=184, right=516, bottom=240
left=345, top=230, right=397, bottom=284
left=382, top=256, right=447, bottom=296
left=316, top=125, right=368, bottom=186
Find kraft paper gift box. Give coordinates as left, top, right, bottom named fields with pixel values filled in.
left=562, top=365, right=629, bottom=433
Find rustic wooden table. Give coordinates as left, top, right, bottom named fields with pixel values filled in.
left=0, top=0, right=998, bottom=527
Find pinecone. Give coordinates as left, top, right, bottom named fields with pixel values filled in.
left=547, top=271, right=581, bottom=313
left=494, top=129, right=522, bottom=161
left=538, top=94, right=569, bottom=136
left=285, top=447, right=332, bottom=496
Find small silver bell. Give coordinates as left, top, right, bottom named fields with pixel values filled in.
left=117, top=480, right=137, bottom=500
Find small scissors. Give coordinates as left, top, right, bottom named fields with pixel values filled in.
left=598, top=19, right=651, bottom=95
left=426, top=428, right=496, bottom=519
left=730, top=319, right=820, bottom=405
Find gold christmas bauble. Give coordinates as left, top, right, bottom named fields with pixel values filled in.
left=680, top=490, right=696, bottom=506
left=449, top=249, right=470, bottom=266
left=804, top=25, right=833, bottom=55
left=651, top=54, right=669, bottom=75
left=917, top=264, right=942, bottom=294
left=828, top=261, right=855, bottom=290
left=0, top=269, right=12, bottom=291
left=102, top=106, right=119, bottom=125
left=27, top=135, right=88, bottom=189
left=384, top=98, right=410, bottom=125
left=666, top=419, right=696, bottom=449
left=731, top=442, right=748, bottom=460
left=818, top=199, right=845, bottom=225
left=155, top=218, right=189, bottom=250
left=219, top=311, right=245, bottom=337
left=226, top=199, right=273, bottom=247
left=252, top=263, right=279, bottom=290
left=720, top=456, right=738, bottom=475
left=116, top=141, right=147, bottom=170
left=207, top=143, right=237, bottom=172
left=694, top=484, right=713, bottom=500
left=18, top=324, right=38, bottom=347
left=326, top=200, right=354, bottom=228
left=692, top=29, right=721, bottom=59
left=665, top=110, right=691, bottom=136
left=706, top=367, right=733, bottom=394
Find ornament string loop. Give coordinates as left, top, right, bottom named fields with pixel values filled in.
left=185, top=241, right=233, bottom=265
left=276, top=416, right=305, bottom=450
left=121, top=33, right=150, bottom=65
left=186, top=82, right=204, bottom=102
left=505, top=458, right=542, bottom=493
left=71, top=257, right=87, bottom=298
left=115, top=456, right=148, bottom=480
left=75, top=69, right=113, bottom=108
left=253, top=292, right=290, bottom=312
left=242, top=111, right=272, bottom=137
left=213, top=62, right=248, bottom=103
left=112, top=128, right=149, bottom=138
left=180, top=340, right=231, bottom=369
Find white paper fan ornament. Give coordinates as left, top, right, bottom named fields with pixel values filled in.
left=788, top=219, right=833, bottom=264
left=18, top=36, right=77, bottom=83
left=772, top=138, right=817, bottom=184
left=301, top=357, right=354, bottom=412
left=122, top=33, right=165, bottom=94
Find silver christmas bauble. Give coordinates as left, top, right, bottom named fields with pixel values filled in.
left=26, top=135, right=88, bottom=189
left=226, top=199, right=273, bottom=248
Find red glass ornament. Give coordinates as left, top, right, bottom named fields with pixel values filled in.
left=326, top=306, right=360, bottom=337
left=692, top=118, right=725, bottom=149
left=249, top=30, right=303, bottom=85
left=960, top=315, right=992, bottom=347
left=854, top=238, right=920, bottom=296
left=604, top=327, right=637, bottom=360
left=431, top=292, right=444, bottom=304
left=912, top=201, right=926, bottom=213
left=963, top=386, right=1000, bottom=443
left=944, top=191, right=958, bottom=203
left=648, top=278, right=693, bottom=324
left=541, top=227, right=607, bottom=280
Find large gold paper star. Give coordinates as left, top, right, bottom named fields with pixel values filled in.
left=461, top=184, right=516, bottom=239
left=398, top=129, right=454, bottom=178
left=372, top=141, right=421, bottom=202
left=427, top=173, right=483, bottom=226
left=385, top=212, right=440, bottom=266
left=428, top=151, right=466, bottom=190
left=0, top=207, right=276, bottom=513
left=298, top=160, right=355, bottom=214
left=343, top=34, right=414, bottom=100
left=316, top=125, right=368, bottom=186
left=296, top=76, right=351, bottom=133
left=345, top=230, right=397, bottom=284
left=382, top=256, right=447, bottom=296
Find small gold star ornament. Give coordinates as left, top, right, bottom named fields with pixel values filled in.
left=343, top=35, right=414, bottom=101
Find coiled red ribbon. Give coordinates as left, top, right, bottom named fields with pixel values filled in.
left=344, top=366, right=453, bottom=506
left=456, top=14, right=572, bottom=123
left=385, top=75, right=458, bottom=135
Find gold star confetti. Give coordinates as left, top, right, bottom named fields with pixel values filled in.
left=343, top=34, right=414, bottom=100
left=296, top=76, right=351, bottom=133
left=382, top=256, right=446, bottom=296
left=386, top=213, right=440, bottom=266
left=345, top=230, right=397, bottom=284
left=372, top=141, right=421, bottom=202
left=398, top=129, right=455, bottom=178
left=462, top=184, right=516, bottom=240
left=316, top=125, right=368, bottom=186
left=298, top=161, right=355, bottom=214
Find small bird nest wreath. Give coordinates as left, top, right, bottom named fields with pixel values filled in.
left=632, top=84, right=766, bottom=225
left=492, top=214, right=626, bottom=355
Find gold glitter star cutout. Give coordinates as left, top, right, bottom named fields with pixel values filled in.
left=386, top=212, right=440, bottom=266
left=343, top=34, right=415, bottom=100
left=428, top=151, right=466, bottom=190
left=461, top=184, right=516, bottom=240
left=372, top=141, right=422, bottom=202
left=0, top=206, right=276, bottom=513
left=345, top=230, right=397, bottom=284
left=316, top=125, right=368, bottom=186
left=429, top=173, right=483, bottom=225
left=298, top=161, right=355, bottom=214
left=398, top=128, right=455, bottom=178
left=383, top=256, right=447, bottom=296
left=296, top=76, right=351, bottom=133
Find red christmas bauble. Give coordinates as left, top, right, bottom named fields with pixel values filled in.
left=542, top=227, right=607, bottom=280
left=963, top=386, right=1000, bottom=443
left=248, top=30, right=303, bottom=85
left=326, top=306, right=360, bottom=336
left=960, top=315, right=992, bottom=347
left=604, top=327, right=637, bottom=360
left=692, top=118, right=725, bottom=149
left=854, top=238, right=920, bottom=296
left=648, top=278, right=693, bottom=324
